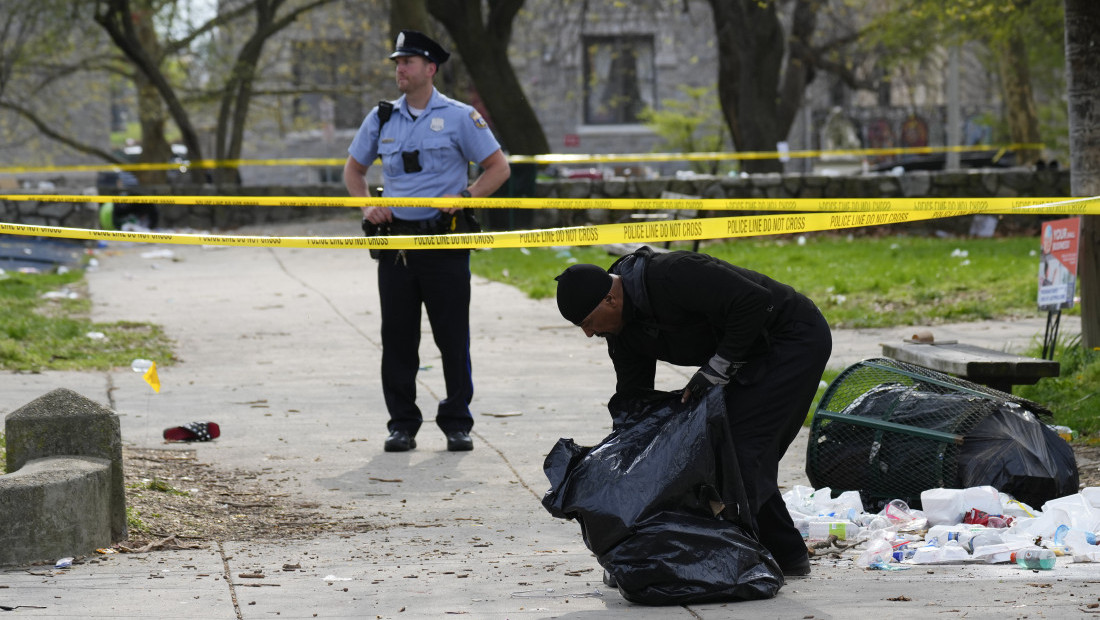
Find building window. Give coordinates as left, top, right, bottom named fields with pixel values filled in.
left=291, top=40, right=364, bottom=130
left=583, top=35, right=656, bottom=125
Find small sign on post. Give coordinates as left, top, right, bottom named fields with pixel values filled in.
left=1038, top=217, right=1080, bottom=311
left=1038, top=217, right=1081, bottom=359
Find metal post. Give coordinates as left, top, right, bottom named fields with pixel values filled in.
left=946, top=46, right=961, bottom=171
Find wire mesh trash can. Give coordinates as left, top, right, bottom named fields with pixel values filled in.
left=806, top=357, right=1063, bottom=511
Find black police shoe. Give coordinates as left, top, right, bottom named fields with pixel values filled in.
left=384, top=430, right=416, bottom=452
left=445, top=431, right=473, bottom=452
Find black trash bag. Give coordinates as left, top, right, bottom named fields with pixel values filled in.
left=809, top=378, right=1077, bottom=511
left=603, top=510, right=784, bottom=605
left=957, top=402, right=1079, bottom=508
left=809, top=383, right=998, bottom=510
left=542, top=387, right=783, bottom=605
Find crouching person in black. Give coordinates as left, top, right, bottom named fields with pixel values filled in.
left=553, top=246, right=831, bottom=577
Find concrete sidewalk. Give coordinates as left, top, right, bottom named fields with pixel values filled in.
left=0, top=217, right=1088, bottom=619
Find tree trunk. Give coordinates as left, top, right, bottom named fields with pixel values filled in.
left=132, top=4, right=169, bottom=186
left=93, top=0, right=205, bottom=162
left=707, top=0, right=811, bottom=174
left=996, top=32, right=1042, bottom=166
left=1064, top=0, right=1100, bottom=350
left=427, top=0, right=549, bottom=156
left=390, top=0, right=432, bottom=41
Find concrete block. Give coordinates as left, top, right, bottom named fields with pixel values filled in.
left=0, top=456, right=113, bottom=566
left=4, top=388, right=126, bottom=542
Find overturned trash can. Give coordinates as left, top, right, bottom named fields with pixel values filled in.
left=807, top=358, right=1077, bottom=511
left=543, top=388, right=783, bottom=605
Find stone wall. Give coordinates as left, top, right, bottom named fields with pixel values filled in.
left=0, top=168, right=1072, bottom=235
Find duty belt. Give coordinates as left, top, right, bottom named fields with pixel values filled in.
left=379, top=215, right=449, bottom=236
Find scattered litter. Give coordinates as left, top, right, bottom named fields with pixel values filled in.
left=787, top=483, right=1100, bottom=570
left=141, top=249, right=175, bottom=260
left=482, top=411, right=523, bottom=418
left=132, top=358, right=162, bottom=392
left=1051, top=425, right=1078, bottom=442
left=41, top=289, right=79, bottom=300
left=906, top=330, right=935, bottom=344
left=86, top=331, right=106, bottom=340
left=368, top=477, right=403, bottom=483
left=239, top=572, right=265, bottom=579
left=323, top=575, right=352, bottom=582
left=163, top=422, right=220, bottom=442
left=950, top=248, right=969, bottom=258
left=96, top=548, right=117, bottom=555
left=869, top=560, right=911, bottom=571
left=118, top=535, right=200, bottom=553
left=511, top=588, right=604, bottom=599
left=54, top=557, right=73, bottom=569
left=1014, top=548, right=1056, bottom=570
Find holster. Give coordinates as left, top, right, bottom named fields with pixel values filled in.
left=362, top=210, right=481, bottom=259
left=446, top=209, right=482, bottom=234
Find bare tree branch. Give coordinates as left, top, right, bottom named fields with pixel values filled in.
left=0, top=100, right=124, bottom=163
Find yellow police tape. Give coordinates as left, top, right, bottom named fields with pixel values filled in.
left=0, top=195, right=1095, bottom=251
left=3, top=194, right=1098, bottom=214
left=0, top=143, right=1044, bottom=174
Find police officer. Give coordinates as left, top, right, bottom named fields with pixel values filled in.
left=553, top=246, right=832, bottom=577
left=344, top=30, right=510, bottom=453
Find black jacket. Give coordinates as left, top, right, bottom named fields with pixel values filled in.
left=607, top=246, right=816, bottom=395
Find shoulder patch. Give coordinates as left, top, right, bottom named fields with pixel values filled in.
left=469, top=110, right=488, bottom=130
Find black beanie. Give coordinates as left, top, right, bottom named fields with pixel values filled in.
left=555, top=264, right=612, bottom=325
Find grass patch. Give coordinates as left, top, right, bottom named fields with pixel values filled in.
left=0, top=270, right=175, bottom=372
left=1017, top=336, right=1100, bottom=436
left=471, top=235, right=1050, bottom=329
left=132, top=477, right=189, bottom=496
left=126, top=506, right=149, bottom=534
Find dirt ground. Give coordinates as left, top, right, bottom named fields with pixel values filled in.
left=120, top=442, right=1100, bottom=550
left=121, top=447, right=372, bottom=549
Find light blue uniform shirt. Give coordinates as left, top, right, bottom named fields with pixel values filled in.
left=348, top=89, right=502, bottom=221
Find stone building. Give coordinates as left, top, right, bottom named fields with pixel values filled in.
left=0, top=1, right=1018, bottom=187
left=238, top=0, right=1013, bottom=184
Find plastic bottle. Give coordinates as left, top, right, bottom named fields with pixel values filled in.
left=1054, top=524, right=1098, bottom=546
left=808, top=521, right=862, bottom=541
left=1013, top=548, right=1056, bottom=570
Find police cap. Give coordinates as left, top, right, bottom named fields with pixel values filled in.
left=389, top=30, right=451, bottom=66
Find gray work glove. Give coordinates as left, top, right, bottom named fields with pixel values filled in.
left=681, top=354, right=741, bottom=402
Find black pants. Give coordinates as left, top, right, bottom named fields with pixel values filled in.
left=724, top=303, right=832, bottom=568
left=377, top=248, right=473, bottom=436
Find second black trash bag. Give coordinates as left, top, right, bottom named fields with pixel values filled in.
left=542, top=387, right=783, bottom=605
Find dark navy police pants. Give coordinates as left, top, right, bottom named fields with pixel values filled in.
left=376, top=248, right=473, bottom=436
